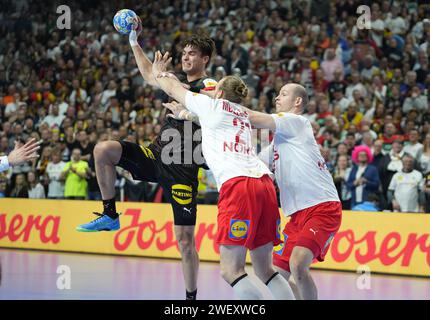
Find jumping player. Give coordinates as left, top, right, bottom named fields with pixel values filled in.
left=152, top=52, right=295, bottom=300
left=248, top=83, right=342, bottom=300
left=76, top=19, right=216, bottom=300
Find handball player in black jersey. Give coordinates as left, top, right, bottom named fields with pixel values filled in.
left=76, top=17, right=216, bottom=300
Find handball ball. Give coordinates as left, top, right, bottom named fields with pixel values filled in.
left=113, top=9, right=137, bottom=35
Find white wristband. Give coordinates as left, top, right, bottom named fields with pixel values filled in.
left=129, top=30, right=139, bottom=47
left=177, top=109, right=186, bottom=119
left=129, top=39, right=139, bottom=47
left=0, top=155, right=10, bottom=173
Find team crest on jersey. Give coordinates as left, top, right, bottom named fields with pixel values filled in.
left=171, top=184, right=193, bottom=205
left=229, top=219, right=250, bottom=240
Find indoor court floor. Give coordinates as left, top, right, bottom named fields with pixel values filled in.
left=0, top=249, right=429, bottom=300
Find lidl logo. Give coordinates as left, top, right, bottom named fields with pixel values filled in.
left=229, top=219, right=250, bottom=240
left=274, top=233, right=288, bottom=256
left=276, top=219, right=281, bottom=240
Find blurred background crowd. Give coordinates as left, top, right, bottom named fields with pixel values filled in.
left=0, top=0, right=430, bottom=212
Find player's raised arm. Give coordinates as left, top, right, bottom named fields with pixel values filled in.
left=129, top=17, right=160, bottom=87
left=246, top=108, right=276, bottom=131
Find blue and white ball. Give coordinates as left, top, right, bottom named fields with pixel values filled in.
left=113, top=9, right=137, bottom=35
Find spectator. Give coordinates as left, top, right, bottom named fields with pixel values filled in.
left=379, top=140, right=408, bottom=200
left=9, top=173, right=28, bottom=198
left=69, top=79, right=88, bottom=107
left=404, top=129, right=424, bottom=159
left=86, top=152, right=102, bottom=201
left=418, top=133, right=430, bottom=173
left=196, top=168, right=207, bottom=204
left=380, top=123, right=403, bottom=153
left=73, top=130, right=95, bottom=162
left=60, top=148, right=88, bottom=200
left=372, top=139, right=385, bottom=170
left=347, top=145, right=380, bottom=208
left=0, top=178, right=7, bottom=198
left=42, top=104, right=65, bottom=129
left=321, top=48, right=344, bottom=82
left=422, top=171, right=430, bottom=213
left=388, top=154, right=424, bottom=212
left=342, top=102, right=363, bottom=130
left=45, top=149, right=66, bottom=199
left=201, top=169, right=219, bottom=205
left=402, top=86, right=428, bottom=114
left=333, top=154, right=352, bottom=210
left=27, top=171, right=46, bottom=199
left=351, top=193, right=380, bottom=212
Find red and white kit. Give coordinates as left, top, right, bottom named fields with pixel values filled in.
left=260, top=112, right=342, bottom=272
left=185, top=92, right=281, bottom=249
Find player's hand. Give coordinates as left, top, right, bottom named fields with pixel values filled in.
left=7, top=138, right=41, bottom=166
left=129, top=16, right=142, bottom=46
left=152, top=51, right=172, bottom=76
left=155, top=72, right=189, bottom=89
left=163, top=101, right=186, bottom=119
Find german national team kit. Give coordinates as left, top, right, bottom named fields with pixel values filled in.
left=117, top=75, right=217, bottom=225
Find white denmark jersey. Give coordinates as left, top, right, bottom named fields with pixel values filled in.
left=260, top=113, right=339, bottom=216
left=185, top=91, right=272, bottom=190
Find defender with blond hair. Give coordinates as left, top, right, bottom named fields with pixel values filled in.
left=152, top=52, right=295, bottom=300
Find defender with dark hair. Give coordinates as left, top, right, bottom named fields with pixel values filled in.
left=76, top=17, right=217, bottom=300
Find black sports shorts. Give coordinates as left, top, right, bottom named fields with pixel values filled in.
left=117, top=140, right=199, bottom=226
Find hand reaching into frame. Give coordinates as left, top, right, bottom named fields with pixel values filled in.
left=163, top=101, right=187, bottom=119
left=152, top=50, right=173, bottom=77
left=7, top=138, right=41, bottom=166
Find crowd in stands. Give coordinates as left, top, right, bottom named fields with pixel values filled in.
left=1, top=0, right=430, bottom=212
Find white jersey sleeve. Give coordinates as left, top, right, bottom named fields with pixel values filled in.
left=185, top=91, right=218, bottom=126
left=0, top=155, right=10, bottom=172
left=271, top=112, right=307, bottom=138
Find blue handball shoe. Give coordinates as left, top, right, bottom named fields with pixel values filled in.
left=76, top=212, right=120, bottom=232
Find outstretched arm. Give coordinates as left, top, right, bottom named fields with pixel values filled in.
left=152, top=51, right=189, bottom=106
left=245, top=108, right=276, bottom=130
left=129, top=17, right=160, bottom=87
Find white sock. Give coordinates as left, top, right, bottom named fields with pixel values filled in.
left=266, top=273, right=296, bottom=300
left=231, top=274, right=264, bottom=300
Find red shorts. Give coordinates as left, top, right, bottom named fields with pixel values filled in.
left=216, top=175, right=282, bottom=250
left=273, top=201, right=342, bottom=272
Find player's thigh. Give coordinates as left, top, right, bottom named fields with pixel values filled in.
left=220, top=245, right=248, bottom=281
left=116, top=141, right=158, bottom=181
left=250, top=242, right=276, bottom=282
